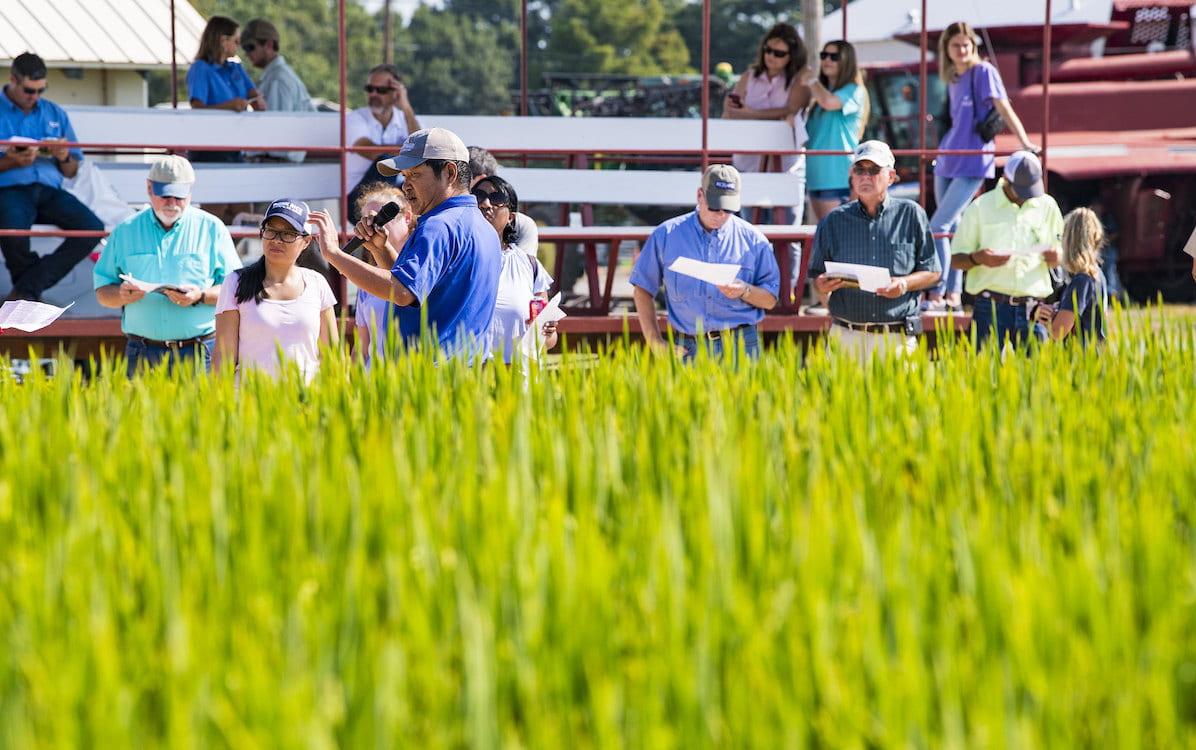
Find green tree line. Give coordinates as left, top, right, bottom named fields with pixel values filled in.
left=163, top=0, right=843, bottom=114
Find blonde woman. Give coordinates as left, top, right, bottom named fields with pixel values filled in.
left=1035, top=208, right=1107, bottom=343
left=802, top=40, right=870, bottom=221
left=352, top=184, right=414, bottom=365
left=927, top=21, right=1037, bottom=310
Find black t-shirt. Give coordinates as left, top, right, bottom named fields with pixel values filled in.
left=1058, top=272, right=1106, bottom=343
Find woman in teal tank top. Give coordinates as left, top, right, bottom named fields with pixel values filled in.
left=803, top=40, right=870, bottom=222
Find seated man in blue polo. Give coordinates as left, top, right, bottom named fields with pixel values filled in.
left=808, top=140, right=940, bottom=360
left=630, top=164, right=780, bottom=359
left=0, top=52, right=104, bottom=302
left=93, top=156, right=242, bottom=375
left=311, top=127, right=501, bottom=359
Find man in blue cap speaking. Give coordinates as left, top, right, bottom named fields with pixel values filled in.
left=310, top=126, right=501, bottom=359
left=94, top=155, right=242, bottom=374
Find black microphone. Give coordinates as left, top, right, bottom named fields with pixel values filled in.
left=342, top=201, right=402, bottom=254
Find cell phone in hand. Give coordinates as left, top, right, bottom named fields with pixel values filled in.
left=728, top=93, right=743, bottom=107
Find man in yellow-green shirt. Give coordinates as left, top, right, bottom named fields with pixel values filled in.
left=951, top=151, right=1063, bottom=349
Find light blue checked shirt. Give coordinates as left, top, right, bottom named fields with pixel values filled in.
left=630, top=211, right=780, bottom=336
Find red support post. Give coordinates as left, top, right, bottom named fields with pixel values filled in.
left=1042, top=0, right=1052, bottom=188
left=917, top=0, right=928, bottom=205
left=338, top=0, right=348, bottom=232
left=170, top=0, right=178, bottom=108
left=842, top=0, right=848, bottom=41
left=520, top=0, right=529, bottom=117
left=700, top=0, right=711, bottom=170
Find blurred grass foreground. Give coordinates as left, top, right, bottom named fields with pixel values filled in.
left=1, top=309, right=1195, bottom=748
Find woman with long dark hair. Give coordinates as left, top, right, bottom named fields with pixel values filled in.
left=802, top=40, right=870, bottom=221
left=725, top=23, right=810, bottom=223
left=213, top=199, right=337, bottom=381
left=926, top=21, right=1038, bottom=311
left=187, top=15, right=264, bottom=163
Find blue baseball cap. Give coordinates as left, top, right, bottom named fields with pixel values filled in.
left=262, top=198, right=310, bottom=233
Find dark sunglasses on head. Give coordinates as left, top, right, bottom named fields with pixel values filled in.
left=472, top=189, right=509, bottom=208
left=820, top=51, right=841, bottom=62
left=363, top=85, right=395, bottom=94
left=22, top=85, right=47, bottom=95
left=763, top=46, right=789, bottom=58
left=851, top=164, right=883, bottom=176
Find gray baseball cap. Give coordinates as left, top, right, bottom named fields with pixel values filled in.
left=147, top=155, right=195, bottom=198
left=377, top=127, right=470, bottom=176
left=701, top=164, right=741, bottom=212
left=1004, top=150, right=1044, bottom=200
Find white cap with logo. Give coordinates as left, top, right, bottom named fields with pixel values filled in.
left=851, top=140, right=895, bottom=170
left=378, top=127, right=470, bottom=176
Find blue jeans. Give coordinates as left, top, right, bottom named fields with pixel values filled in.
left=930, top=174, right=985, bottom=297
left=679, top=326, right=760, bottom=362
left=0, top=184, right=103, bottom=298
left=970, top=298, right=1047, bottom=351
left=125, top=336, right=214, bottom=377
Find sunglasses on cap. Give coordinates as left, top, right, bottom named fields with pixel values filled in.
left=363, top=85, right=396, bottom=94
left=820, top=51, right=841, bottom=61
left=763, top=46, right=789, bottom=58
left=472, top=189, right=510, bottom=208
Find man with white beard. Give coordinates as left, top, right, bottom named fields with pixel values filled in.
left=93, top=156, right=241, bottom=375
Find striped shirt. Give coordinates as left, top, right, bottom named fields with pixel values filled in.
left=808, top=194, right=939, bottom=324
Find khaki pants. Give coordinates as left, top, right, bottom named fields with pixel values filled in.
left=828, top=325, right=918, bottom=362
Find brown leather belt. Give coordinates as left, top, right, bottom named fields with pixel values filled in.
left=832, top=318, right=905, bottom=334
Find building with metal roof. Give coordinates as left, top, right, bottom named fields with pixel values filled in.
left=0, top=0, right=206, bottom=106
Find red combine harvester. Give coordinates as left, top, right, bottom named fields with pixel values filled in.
left=866, top=3, right=1196, bottom=300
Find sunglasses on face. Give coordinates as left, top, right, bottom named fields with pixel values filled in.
left=242, top=39, right=268, bottom=53
left=22, top=85, right=47, bottom=96
left=260, top=227, right=307, bottom=243
left=472, top=189, right=509, bottom=208
left=851, top=164, right=884, bottom=176
left=820, top=51, right=841, bottom=61
left=363, top=85, right=395, bottom=94
left=763, top=46, right=790, bottom=58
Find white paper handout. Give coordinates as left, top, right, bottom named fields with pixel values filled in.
left=823, top=261, right=892, bottom=293
left=0, top=301, right=74, bottom=332
left=119, top=273, right=187, bottom=294
left=667, top=257, right=742, bottom=287
left=519, top=292, right=568, bottom=359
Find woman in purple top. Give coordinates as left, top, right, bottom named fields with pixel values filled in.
left=927, top=21, right=1038, bottom=310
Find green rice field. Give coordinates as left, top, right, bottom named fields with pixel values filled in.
left=1, top=309, right=1195, bottom=748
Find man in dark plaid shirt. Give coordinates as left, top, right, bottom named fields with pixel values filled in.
left=808, top=140, right=940, bottom=359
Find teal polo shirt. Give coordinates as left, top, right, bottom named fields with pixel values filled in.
left=93, top=206, right=241, bottom=340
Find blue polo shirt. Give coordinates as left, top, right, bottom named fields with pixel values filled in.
left=0, top=88, right=85, bottom=190
left=629, top=212, right=781, bottom=336
left=391, top=194, right=501, bottom=357
left=186, top=59, right=255, bottom=106
left=93, top=206, right=242, bottom=340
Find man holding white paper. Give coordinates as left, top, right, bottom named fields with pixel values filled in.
left=808, top=140, right=940, bottom=359
left=951, top=150, right=1063, bottom=349
left=94, top=156, right=241, bottom=375
left=630, top=164, right=779, bottom=359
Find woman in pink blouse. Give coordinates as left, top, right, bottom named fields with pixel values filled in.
left=213, top=199, right=338, bottom=381
left=724, top=23, right=811, bottom=224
